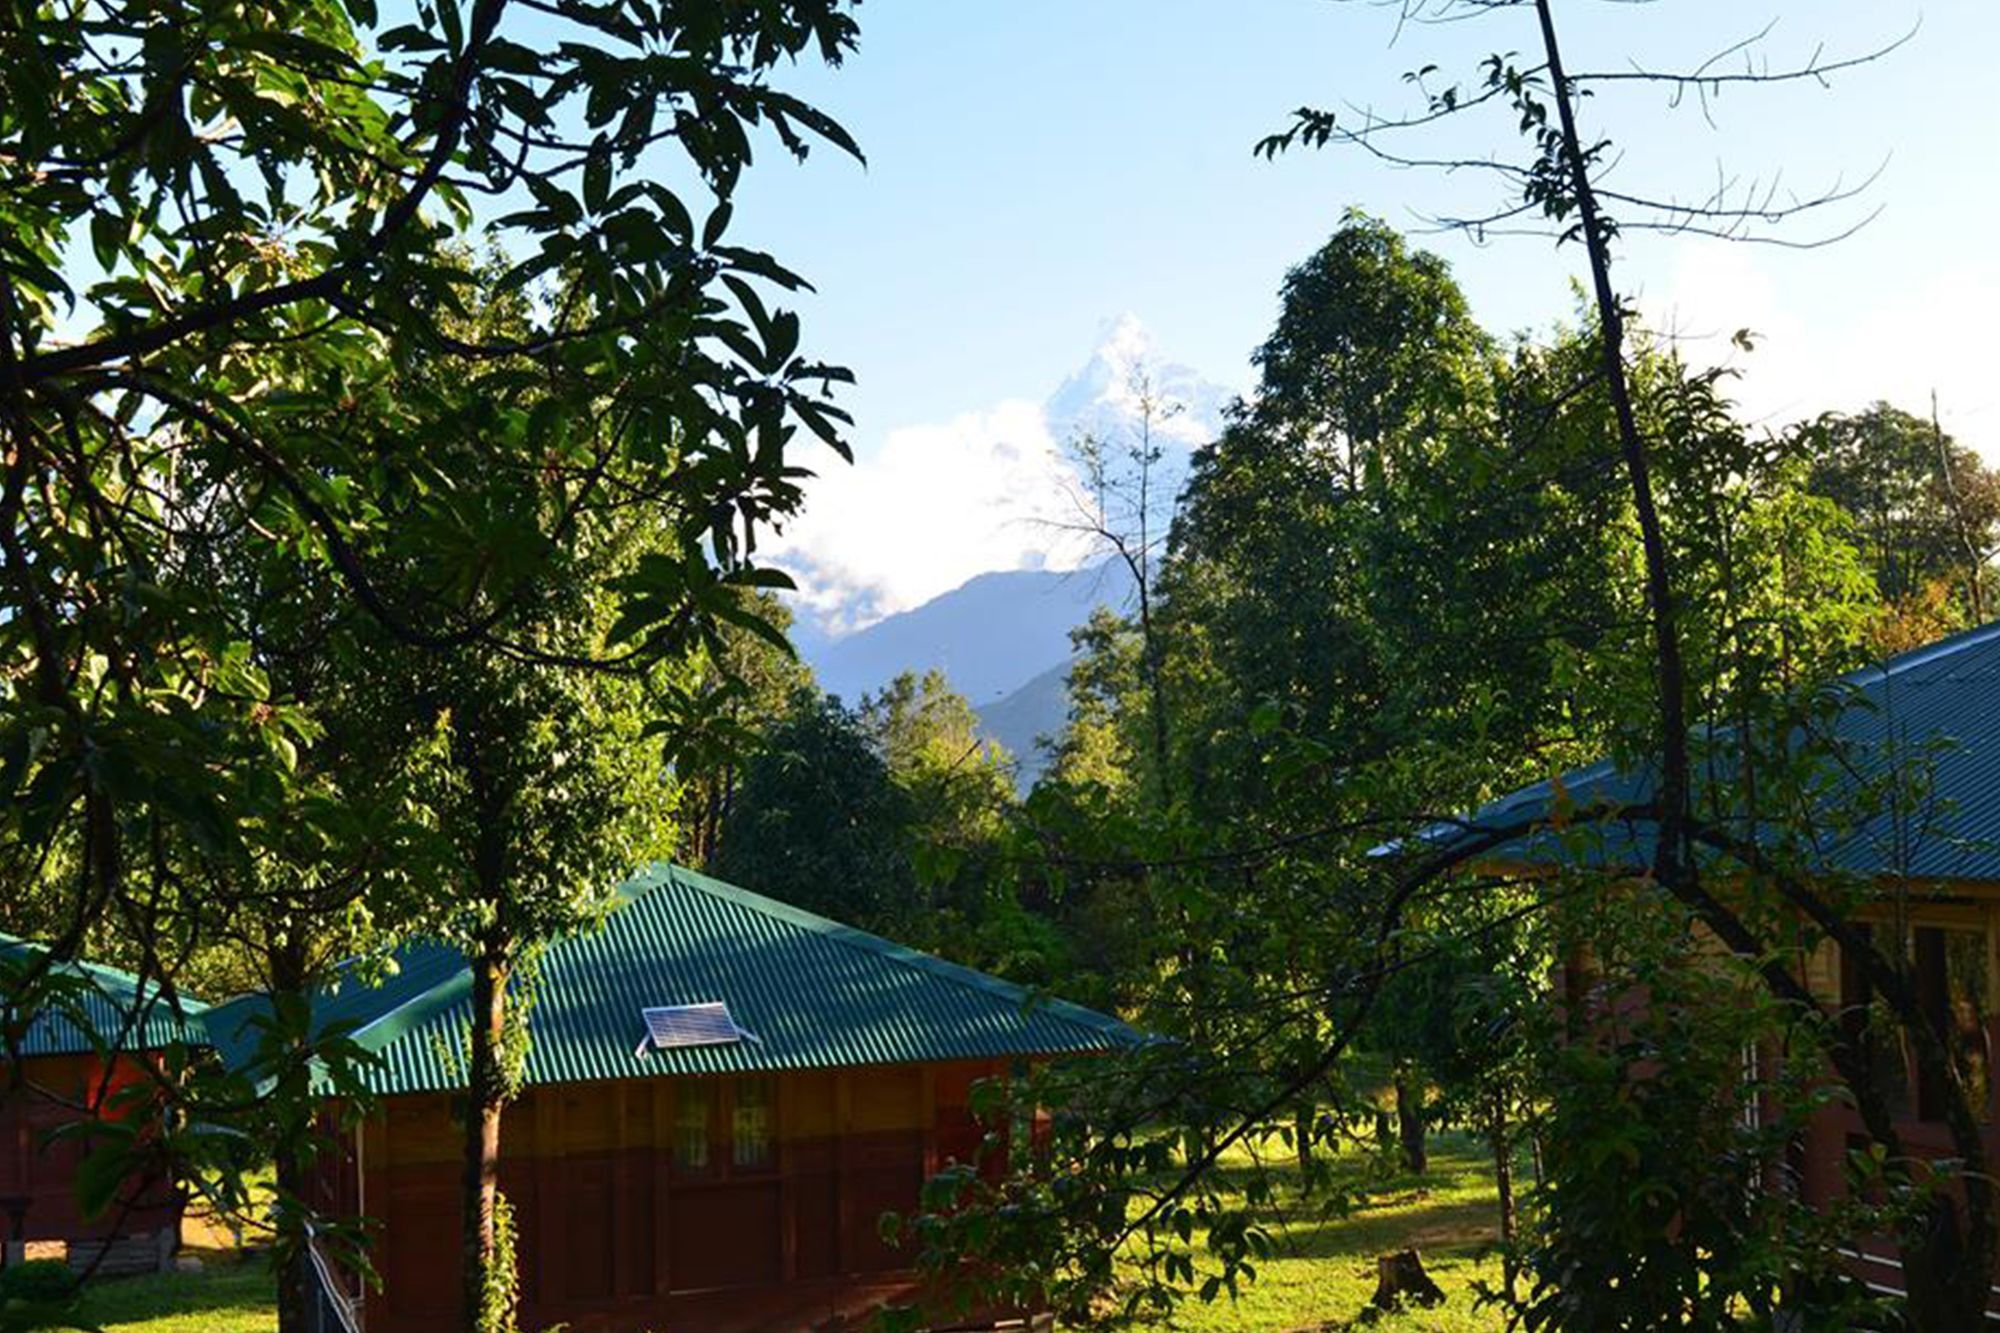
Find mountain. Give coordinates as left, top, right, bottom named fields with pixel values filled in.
left=1043, top=313, right=1234, bottom=450
left=973, top=660, right=1072, bottom=787
left=810, top=561, right=1124, bottom=708
left=784, top=316, right=1235, bottom=786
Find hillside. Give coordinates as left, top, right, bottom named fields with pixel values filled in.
left=808, top=562, right=1114, bottom=708
left=973, top=660, right=1072, bottom=787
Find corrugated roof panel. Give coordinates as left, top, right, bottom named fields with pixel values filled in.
left=0, top=935, right=209, bottom=1058
left=207, top=864, right=1141, bottom=1096
left=1443, top=621, right=2000, bottom=882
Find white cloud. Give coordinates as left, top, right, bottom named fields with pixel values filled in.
left=773, top=316, right=1237, bottom=639
left=1645, top=240, right=1999, bottom=459
left=769, top=398, right=1101, bottom=636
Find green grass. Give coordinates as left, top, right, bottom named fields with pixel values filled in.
left=67, top=1250, right=275, bottom=1333
left=1115, top=1134, right=1511, bottom=1333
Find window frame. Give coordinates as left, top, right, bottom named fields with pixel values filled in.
left=1840, top=906, right=1997, bottom=1125
left=668, top=1076, right=782, bottom=1181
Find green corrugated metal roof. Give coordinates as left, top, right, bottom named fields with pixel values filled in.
left=207, top=863, right=1141, bottom=1096
left=1429, top=619, right=2000, bottom=881
left=0, top=934, right=209, bottom=1058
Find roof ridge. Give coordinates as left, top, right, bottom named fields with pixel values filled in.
left=653, top=863, right=1138, bottom=1044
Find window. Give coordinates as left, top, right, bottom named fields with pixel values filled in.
left=732, top=1078, right=775, bottom=1171
left=1841, top=924, right=1913, bottom=1120
left=1916, top=926, right=1990, bottom=1122
left=674, top=1082, right=715, bottom=1172
left=1842, top=921, right=1992, bottom=1123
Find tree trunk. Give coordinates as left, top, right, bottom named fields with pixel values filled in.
left=1394, top=1076, right=1426, bottom=1175
left=461, top=939, right=512, bottom=1333
left=1529, top=0, right=1689, bottom=894
left=1294, top=1102, right=1315, bottom=1172
left=1371, top=1248, right=1445, bottom=1311
left=1487, top=1089, right=1516, bottom=1302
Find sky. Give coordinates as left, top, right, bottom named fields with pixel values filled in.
left=721, top=0, right=2000, bottom=634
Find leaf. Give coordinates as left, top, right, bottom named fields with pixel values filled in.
left=702, top=201, right=733, bottom=249
left=583, top=144, right=611, bottom=215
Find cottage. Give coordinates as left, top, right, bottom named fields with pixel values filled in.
left=1436, top=620, right=2000, bottom=1313
left=0, top=935, right=205, bottom=1274
left=211, top=863, right=1137, bottom=1333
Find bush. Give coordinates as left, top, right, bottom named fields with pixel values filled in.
left=0, top=1258, right=83, bottom=1331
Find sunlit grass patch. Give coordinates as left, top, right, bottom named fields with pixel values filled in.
left=1112, top=1133, right=1511, bottom=1333
left=68, top=1249, right=275, bottom=1333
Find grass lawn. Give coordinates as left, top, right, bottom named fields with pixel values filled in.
left=60, top=1247, right=274, bottom=1333
left=1117, top=1133, right=1511, bottom=1333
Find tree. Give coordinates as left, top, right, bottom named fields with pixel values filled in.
left=419, top=629, right=672, bottom=1333
left=0, top=0, right=859, bottom=1100
left=671, top=593, right=817, bottom=867
left=713, top=689, right=915, bottom=929
left=860, top=670, right=1014, bottom=855
left=1800, top=401, right=2000, bottom=640
left=908, top=188, right=1907, bottom=1333
left=4, top=3, right=861, bottom=1315
left=1257, top=7, right=1989, bottom=1327
left=1047, top=371, right=1188, bottom=805
left=197, top=612, right=445, bottom=1333
left=1160, top=215, right=1520, bottom=823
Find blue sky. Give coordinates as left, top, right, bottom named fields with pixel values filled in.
left=727, top=0, right=2000, bottom=628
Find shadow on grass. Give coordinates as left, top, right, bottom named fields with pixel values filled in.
left=1193, top=1138, right=1507, bottom=1266
left=77, top=1250, right=275, bottom=1329
left=1264, top=1194, right=1498, bottom=1264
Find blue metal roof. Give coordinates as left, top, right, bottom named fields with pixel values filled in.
left=206, top=863, right=1143, bottom=1096
left=1434, top=620, right=2000, bottom=882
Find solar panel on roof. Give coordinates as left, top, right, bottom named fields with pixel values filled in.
left=636, top=1001, right=758, bottom=1057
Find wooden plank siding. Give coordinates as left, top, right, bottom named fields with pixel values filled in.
left=353, top=1058, right=1010, bottom=1333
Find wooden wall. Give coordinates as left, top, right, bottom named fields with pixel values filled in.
left=0, top=1052, right=183, bottom=1246
left=353, top=1058, right=1010, bottom=1333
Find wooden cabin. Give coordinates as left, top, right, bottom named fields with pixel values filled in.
left=210, top=863, right=1137, bottom=1333
left=1436, top=620, right=2000, bottom=1315
left=0, top=935, right=204, bottom=1274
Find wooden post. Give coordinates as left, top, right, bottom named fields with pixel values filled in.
left=778, top=1075, right=798, bottom=1283
left=920, top=1066, right=939, bottom=1180
left=1985, top=903, right=2000, bottom=1122
left=359, top=1115, right=389, bottom=1325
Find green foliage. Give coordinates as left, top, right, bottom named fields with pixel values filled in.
left=919, top=208, right=1926, bottom=1328
left=1798, top=401, right=2000, bottom=644
left=714, top=689, right=916, bottom=928
left=475, top=1192, right=520, bottom=1333
left=860, top=670, right=1015, bottom=849
left=710, top=670, right=1029, bottom=952
left=0, top=1260, right=83, bottom=1333
left=671, top=592, right=818, bottom=866
left=1510, top=887, right=1893, bottom=1331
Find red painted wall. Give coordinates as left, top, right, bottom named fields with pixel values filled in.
left=0, top=1053, right=183, bottom=1244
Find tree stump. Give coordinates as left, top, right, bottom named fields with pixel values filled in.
left=1370, top=1248, right=1446, bottom=1312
